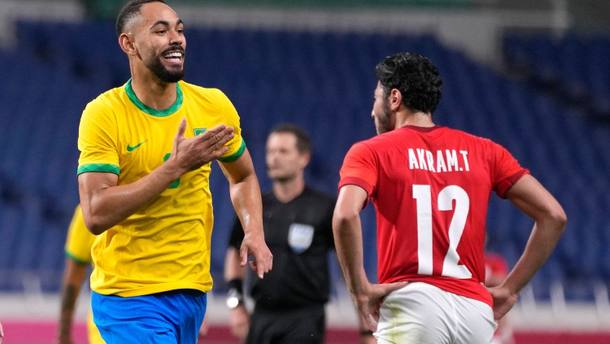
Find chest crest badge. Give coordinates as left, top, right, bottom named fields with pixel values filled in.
left=288, top=223, right=314, bottom=254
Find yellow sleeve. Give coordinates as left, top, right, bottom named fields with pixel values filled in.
left=213, top=89, right=246, bottom=163
left=77, top=99, right=120, bottom=175
left=65, top=206, right=96, bottom=264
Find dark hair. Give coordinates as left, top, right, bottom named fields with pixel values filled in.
left=116, top=0, right=167, bottom=35
left=269, top=124, right=311, bottom=154
left=375, top=52, right=442, bottom=114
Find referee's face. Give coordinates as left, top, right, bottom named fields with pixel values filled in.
left=266, top=133, right=309, bottom=182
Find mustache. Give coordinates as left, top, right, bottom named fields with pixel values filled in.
left=161, top=45, right=185, bottom=55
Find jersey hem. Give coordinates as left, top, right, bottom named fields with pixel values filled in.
left=495, top=169, right=529, bottom=198
left=384, top=276, right=493, bottom=307
left=338, top=177, right=373, bottom=196
left=92, top=282, right=212, bottom=297
left=218, top=139, right=246, bottom=163
left=77, top=163, right=120, bottom=175
left=65, top=251, right=91, bottom=265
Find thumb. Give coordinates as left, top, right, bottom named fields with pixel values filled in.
left=380, top=281, right=408, bottom=296
left=239, top=245, right=249, bottom=267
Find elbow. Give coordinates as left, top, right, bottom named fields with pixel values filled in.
left=543, top=205, right=568, bottom=234
left=85, top=218, right=107, bottom=235
left=332, top=208, right=359, bottom=235
left=82, top=211, right=108, bottom=235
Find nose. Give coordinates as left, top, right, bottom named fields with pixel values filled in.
left=169, top=30, right=184, bottom=46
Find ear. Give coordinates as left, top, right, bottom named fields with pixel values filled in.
left=118, top=33, right=137, bottom=55
left=389, top=88, right=403, bottom=111
left=299, top=151, right=311, bottom=169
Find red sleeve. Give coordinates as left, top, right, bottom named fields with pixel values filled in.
left=491, top=142, right=529, bottom=198
left=338, top=142, right=377, bottom=196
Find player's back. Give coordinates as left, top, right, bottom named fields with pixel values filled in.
left=342, top=125, right=527, bottom=306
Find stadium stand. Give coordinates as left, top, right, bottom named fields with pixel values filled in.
left=0, top=21, right=608, bottom=307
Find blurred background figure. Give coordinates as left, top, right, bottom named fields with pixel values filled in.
left=485, top=251, right=516, bottom=344
left=0, top=0, right=609, bottom=343
left=57, top=206, right=104, bottom=344
left=225, top=124, right=374, bottom=344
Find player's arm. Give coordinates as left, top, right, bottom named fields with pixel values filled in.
left=57, top=259, right=88, bottom=344
left=79, top=121, right=234, bottom=234
left=224, top=245, right=249, bottom=339
left=491, top=174, right=567, bottom=319
left=219, top=149, right=272, bottom=278
left=333, top=185, right=406, bottom=331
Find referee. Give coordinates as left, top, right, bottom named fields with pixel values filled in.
left=225, top=124, right=345, bottom=343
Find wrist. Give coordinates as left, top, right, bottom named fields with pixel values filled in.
left=160, top=159, right=184, bottom=181
left=226, top=278, right=244, bottom=309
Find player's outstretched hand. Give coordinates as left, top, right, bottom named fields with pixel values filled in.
left=355, top=281, right=408, bottom=332
left=169, top=119, right=234, bottom=173
left=489, top=285, right=518, bottom=320
left=239, top=233, right=273, bottom=279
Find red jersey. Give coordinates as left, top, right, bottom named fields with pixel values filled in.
left=339, top=125, right=527, bottom=307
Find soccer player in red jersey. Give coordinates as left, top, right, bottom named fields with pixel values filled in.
left=332, top=52, right=567, bottom=343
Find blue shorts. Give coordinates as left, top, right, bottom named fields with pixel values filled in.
left=91, top=289, right=207, bottom=344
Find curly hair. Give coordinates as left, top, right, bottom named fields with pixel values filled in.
left=375, top=52, right=442, bottom=114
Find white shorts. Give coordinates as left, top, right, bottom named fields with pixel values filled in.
left=375, top=282, right=496, bottom=344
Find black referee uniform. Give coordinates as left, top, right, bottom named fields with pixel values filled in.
left=228, top=186, right=335, bottom=344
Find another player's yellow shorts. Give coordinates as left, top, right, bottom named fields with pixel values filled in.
left=87, top=309, right=105, bottom=344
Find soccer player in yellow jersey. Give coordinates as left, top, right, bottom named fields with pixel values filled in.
left=58, top=206, right=105, bottom=344
left=76, top=1, right=273, bottom=343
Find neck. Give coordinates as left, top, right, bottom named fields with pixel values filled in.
left=130, top=66, right=177, bottom=110
left=272, top=176, right=305, bottom=203
left=395, top=109, right=435, bottom=129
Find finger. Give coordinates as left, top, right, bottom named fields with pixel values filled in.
left=175, top=118, right=187, bottom=138
left=379, top=281, right=408, bottom=296
left=213, top=146, right=230, bottom=158
left=197, top=125, right=226, bottom=143
left=239, top=246, right=248, bottom=266
left=366, top=314, right=378, bottom=332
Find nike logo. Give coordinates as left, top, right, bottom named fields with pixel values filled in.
left=127, top=141, right=145, bottom=152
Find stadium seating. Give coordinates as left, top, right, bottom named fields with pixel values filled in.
left=0, top=21, right=608, bottom=302
left=503, top=32, right=610, bottom=119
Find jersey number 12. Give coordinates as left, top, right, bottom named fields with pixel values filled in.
left=412, top=184, right=472, bottom=279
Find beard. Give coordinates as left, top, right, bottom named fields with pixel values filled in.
left=146, top=54, right=184, bottom=83
left=374, top=100, right=394, bottom=134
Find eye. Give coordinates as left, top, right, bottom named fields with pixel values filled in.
left=155, top=29, right=167, bottom=35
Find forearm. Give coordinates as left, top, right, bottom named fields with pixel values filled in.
left=58, top=261, right=86, bottom=339
left=80, top=162, right=182, bottom=234
left=229, top=173, right=263, bottom=239
left=333, top=213, right=369, bottom=295
left=502, top=217, right=565, bottom=294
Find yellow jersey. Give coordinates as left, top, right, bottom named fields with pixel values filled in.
left=77, top=80, right=245, bottom=297
left=65, top=206, right=96, bottom=264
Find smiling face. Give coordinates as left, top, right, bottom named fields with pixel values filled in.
left=121, top=2, right=186, bottom=82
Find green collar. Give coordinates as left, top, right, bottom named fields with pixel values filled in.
left=125, top=79, right=183, bottom=117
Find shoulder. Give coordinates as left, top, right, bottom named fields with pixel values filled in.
left=303, top=187, right=336, bottom=206
left=443, top=126, right=495, bottom=146
left=83, top=85, right=126, bottom=118
left=180, top=81, right=232, bottom=103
